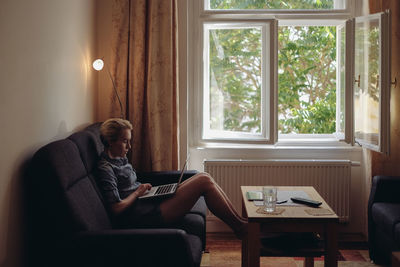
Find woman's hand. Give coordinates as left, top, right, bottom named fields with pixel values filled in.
left=110, top=183, right=152, bottom=215
left=135, top=183, right=152, bottom=197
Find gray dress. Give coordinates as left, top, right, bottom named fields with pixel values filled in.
left=96, top=152, right=164, bottom=227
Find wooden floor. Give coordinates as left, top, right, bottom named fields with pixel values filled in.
left=200, top=233, right=387, bottom=267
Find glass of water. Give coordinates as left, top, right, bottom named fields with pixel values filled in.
left=263, top=187, right=277, bottom=212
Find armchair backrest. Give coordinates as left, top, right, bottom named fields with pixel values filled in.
left=29, top=128, right=112, bottom=236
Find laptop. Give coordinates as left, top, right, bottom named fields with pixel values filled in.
left=139, top=155, right=190, bottom=199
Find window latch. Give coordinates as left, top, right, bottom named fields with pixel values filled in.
left=354, top=75, right=361, bottom=88
left=391, top=77, right=397, bottom=88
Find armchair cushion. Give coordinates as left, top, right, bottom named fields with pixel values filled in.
left=394, top=224, right=400, bottom=244
left=68, top=229, right=202, bottom=267
left=189, top=196, right=208, bottom=218
left=371, top=203, right=400, bottom=237
left=177, top=213, right=206, bottom=245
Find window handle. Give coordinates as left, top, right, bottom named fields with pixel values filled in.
left=354, top=75, right=361, bottom=88
left=376, top=75, right=397, bottom=88
left=392, top=77, right=397, bottom=88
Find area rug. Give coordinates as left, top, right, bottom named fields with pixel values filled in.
left=200, top=234, right=386, bottom=267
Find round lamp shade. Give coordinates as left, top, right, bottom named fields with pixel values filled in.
left=92, top=59, right=104, bottom=71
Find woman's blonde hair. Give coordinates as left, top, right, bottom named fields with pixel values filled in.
left=100, top=118, right=133, bottom=147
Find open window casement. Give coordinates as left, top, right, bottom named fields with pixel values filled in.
left=351, top=11, right=391, bottom=154
left=336, top=20, right=354, bottom=144
left=337, top=11, right=390, bottom=153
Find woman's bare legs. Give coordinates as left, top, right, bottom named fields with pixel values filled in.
left=212, top=178, right=246, bottom=221
left=159, top=173, right=247, bottom=238
left=199, top=173, right=246, bottom=222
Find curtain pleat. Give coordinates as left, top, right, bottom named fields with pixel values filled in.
left=108, top=0, right=178, bottom=171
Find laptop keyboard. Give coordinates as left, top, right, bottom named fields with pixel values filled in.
left=155, top=184, right=175, bottom=195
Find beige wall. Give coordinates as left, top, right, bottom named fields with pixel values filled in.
left=0, top=0, right=98, bottom=266
left=95, top=0, right=113, bottom=121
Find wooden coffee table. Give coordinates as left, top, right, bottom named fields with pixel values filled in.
left=241, top=186, right=339, bottom=267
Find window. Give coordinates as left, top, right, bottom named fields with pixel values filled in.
left=189, top=0, right=391, bottom=153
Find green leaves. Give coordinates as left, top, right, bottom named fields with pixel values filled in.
left=209, top=27, right=262, bottom=133
left=278, top=26, right=337, bottom=134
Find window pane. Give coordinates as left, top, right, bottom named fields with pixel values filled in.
left=354, top=18, right=380, bottom=146
left=206, top=26, right=262, bottom=135
left=208, top=0, right=342, bottom=10
left=337, top=24, right=346, bottom=135
left=278, top=26, right=337, bottom=134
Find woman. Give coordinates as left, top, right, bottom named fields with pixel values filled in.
left=97, top=118, right=247, bottom=238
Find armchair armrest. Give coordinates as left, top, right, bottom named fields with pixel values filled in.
left=67, top=228, right=196, bottom=267
left=137, top=170, right=199, bottom=185
left=72, top=228, right=190, bottom=246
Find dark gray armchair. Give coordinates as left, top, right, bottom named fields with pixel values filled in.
left=368, top=175, right=400, bottom=265
left=24, top=123, right=206, bottom=267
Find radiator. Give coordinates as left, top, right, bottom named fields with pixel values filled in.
left=204, top=159, right=351, bottom=222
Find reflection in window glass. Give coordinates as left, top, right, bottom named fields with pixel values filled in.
left=207, top=27, right=262, bottom=134
left=209, top=0, right=339, bottom=10
left=354, top=19, right=380, bottom=146
left=337, top=25, right=346, bottom=135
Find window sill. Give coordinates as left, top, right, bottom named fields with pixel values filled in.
left=193, top=140, right=361, bottom=151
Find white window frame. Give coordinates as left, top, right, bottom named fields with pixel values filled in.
left=203, top=0, right=351, bottom=13
left=201, top=21, right=278, bottom=144
left=188, top=0, right=390, bottom=153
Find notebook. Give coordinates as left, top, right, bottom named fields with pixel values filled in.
left=138, top=155, right=189, bottom=199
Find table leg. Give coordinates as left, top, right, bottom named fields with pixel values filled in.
left=241, top=232, right=248, bottom=267
left=241, top=200, right=248, bottom=266
left=324, top=222, right=338, bottom=267
left=242, top=222, right=260, bottom=267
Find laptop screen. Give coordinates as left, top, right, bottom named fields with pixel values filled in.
left=177, top=154, right=190, bottom=185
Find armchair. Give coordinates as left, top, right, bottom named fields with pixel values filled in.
left=368, top=175, right=400, bottom=265
left=24, top=123, right=206, bottom=267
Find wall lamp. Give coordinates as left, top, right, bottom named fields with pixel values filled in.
left=93, top=59, right=124, bottom=119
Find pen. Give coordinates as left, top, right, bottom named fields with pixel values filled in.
left=277, top=200, right=287, bottom=204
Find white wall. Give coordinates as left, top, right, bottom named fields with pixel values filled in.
left=0, top=1, right=97, bottom=266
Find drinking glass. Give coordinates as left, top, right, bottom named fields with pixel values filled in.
left=263, top=187, right=277, bottom=212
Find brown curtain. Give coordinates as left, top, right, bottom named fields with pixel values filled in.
left=368, top=0, right=382, bottom=13
left=109, top=0, right=178, bottom=171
